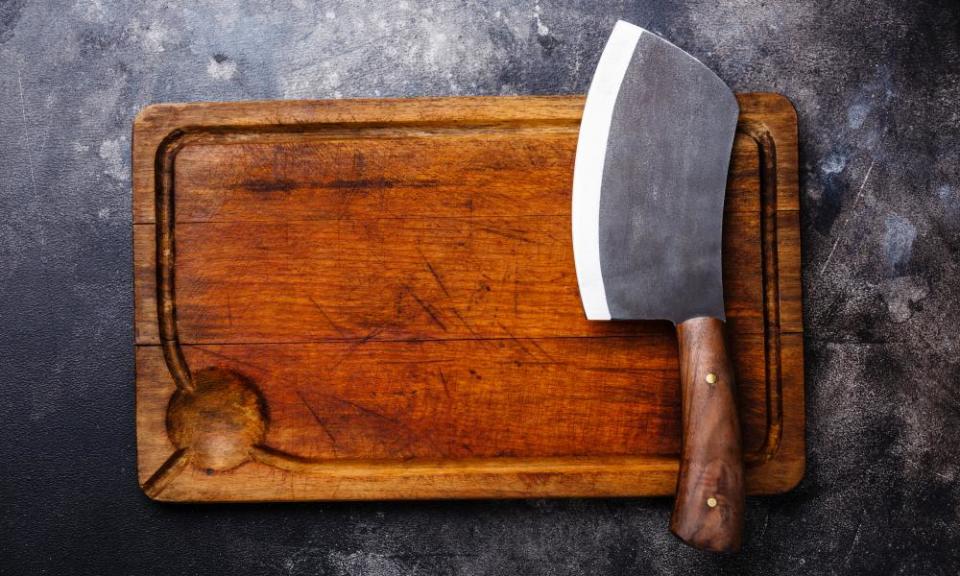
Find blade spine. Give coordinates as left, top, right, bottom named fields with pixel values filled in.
left=572, top=21, right=642, bottom=322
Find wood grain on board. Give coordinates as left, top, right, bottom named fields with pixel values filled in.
left=133, top=94, right=803, bottom=501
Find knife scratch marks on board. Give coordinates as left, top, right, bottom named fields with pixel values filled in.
left=357, top=326, right=384, bottom=344
left=449, top=307, right=481, bottom=340
left=323, top=329, right=382, bottom=377
left=321, top=394, right=440, bottom=456
left=426, top=260, right=450, bottom=297
left=438, top=368, right=451, bottom=399
left=496, top=321, right=557, bottom=364
left=475, top=225, right=536, bottom=243
left=409, top=290, right=447, bottom=331
left=323, top=396, right=407, bottom=435
left=296, top=390, right=339, bottom=455
left=418, top=248, right=450, bottom=297
left=328, top=395, right=400, bottom=425
left=819, top=158, right=877, bottom=276
left=190, top=346, right=264, bottom=374
left=497, top=321, right=535, bottom=358
left=307, top=295, right=348, bottom=338
left=525, top=337, right=557, bottom=364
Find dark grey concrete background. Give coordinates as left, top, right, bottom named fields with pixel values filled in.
left=1, top=1, right=958, bottom=574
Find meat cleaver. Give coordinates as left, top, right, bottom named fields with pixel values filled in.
left=572, top=21, right=744, bottom=552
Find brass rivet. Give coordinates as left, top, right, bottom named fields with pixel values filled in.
left=707, top=497, right=718, bottom=508
left=705, top=373, right=718, bottom=385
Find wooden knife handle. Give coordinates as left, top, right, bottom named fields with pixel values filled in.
left=670, top=316, right=745, bottom=552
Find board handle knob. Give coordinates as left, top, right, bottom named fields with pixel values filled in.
left=671, top=316, right=745, bottom=552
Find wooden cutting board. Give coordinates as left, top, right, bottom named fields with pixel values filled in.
left=133, top=94, right=803, bottom=502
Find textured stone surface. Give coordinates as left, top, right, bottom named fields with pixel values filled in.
left=2, top=1, right=959, bottom=574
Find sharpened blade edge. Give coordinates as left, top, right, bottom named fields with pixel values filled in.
left=572, top=20, right=643, bottom=321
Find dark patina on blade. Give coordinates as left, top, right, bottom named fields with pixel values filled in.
left=596, top=28, right=739, bottom=323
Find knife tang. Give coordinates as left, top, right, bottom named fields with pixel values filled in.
left=670, top=316, right=745, bottom=552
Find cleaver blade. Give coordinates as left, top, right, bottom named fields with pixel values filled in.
left=572, top=21, right=744, bottom=552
